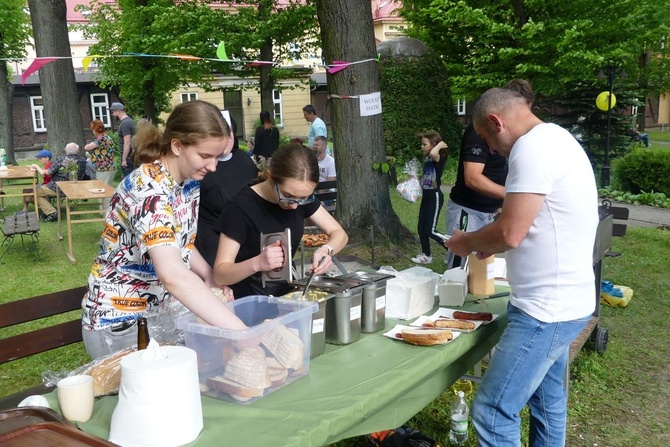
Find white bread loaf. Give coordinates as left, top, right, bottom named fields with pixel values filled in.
left=222, top=347, right=270, bottom=389
left=261, top=325, right=305, bottom=370
left=207, top=375, right=265, bottom=401
left=401, top=328, right=453, bottom=346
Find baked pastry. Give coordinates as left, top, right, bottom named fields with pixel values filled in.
left=401, top=328, right=453, bottom=346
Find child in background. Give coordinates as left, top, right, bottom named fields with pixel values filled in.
left=411, top=132, right=449, bottom=264
left=18, top=149, right=52, bottom=215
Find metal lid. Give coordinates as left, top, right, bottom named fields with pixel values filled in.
left=293, top=275, right=369, bottom=293
left=341, top=270, right=395, bottom=283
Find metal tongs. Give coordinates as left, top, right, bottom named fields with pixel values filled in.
left=301, top=256, right=327, bottom=298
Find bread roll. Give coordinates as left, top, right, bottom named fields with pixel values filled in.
left=401, top=328, right=453, bottom=346
left=425, top=319, right=476, bottom=331
left=207, top=375, right=265, bottom=400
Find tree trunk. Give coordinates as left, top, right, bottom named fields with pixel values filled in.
left=27, top=0, right=85, bottom=155
left=0, top=62, right=16, bottom=164
left=315, top=0, right=409, bottom=242
left=259, top=38, right=274, bottom=120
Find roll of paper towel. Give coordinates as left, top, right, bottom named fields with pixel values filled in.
left=109, top=344, right=203, bottom=447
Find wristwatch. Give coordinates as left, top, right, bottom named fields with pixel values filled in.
left=322, top=244, right=334, bottom=256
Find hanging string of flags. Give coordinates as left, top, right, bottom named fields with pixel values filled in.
left=0, top=41, right=380, bottom=85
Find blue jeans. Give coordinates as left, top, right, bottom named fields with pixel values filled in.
left=472, top=304, right=591, bottom=447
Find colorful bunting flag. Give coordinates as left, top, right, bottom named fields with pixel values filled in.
left=21, top=57, right=59, bottom=85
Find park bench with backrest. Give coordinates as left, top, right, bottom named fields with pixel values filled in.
left=0, top=286, right=87, bottom=410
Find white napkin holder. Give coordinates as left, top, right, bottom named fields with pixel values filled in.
left=438, top=268, right=468, bottom=307
left=109, top=342, right=203, bottom=447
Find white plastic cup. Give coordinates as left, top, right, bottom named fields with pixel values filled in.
left=57, top=374, right=94, bottom=422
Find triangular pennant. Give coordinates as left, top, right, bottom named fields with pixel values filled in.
left=82, top=55, right=102, bottom=72
left=327, top=60, right=350, bottom=74
left=216, top=41, right=230, bottom=61
left=22, top=57, right=59, bottom=85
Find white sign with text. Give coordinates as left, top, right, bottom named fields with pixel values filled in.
left=359, top=92, right=382, bottom=117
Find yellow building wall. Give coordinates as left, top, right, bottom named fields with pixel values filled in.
left=659, top=93, right=670, bottom=127
left=169, top=79, right=312, bottom=142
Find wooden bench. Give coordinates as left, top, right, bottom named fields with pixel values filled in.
left=0, top=286, right=87, bottom=410
left=0, top=212, right=41, bottom=262
left=599, top=200, right=629, bottom=257
left=315, top=179, right=337, bottom=213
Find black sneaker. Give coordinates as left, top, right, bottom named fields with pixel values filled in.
left=43, top=213, right=58, bottom=222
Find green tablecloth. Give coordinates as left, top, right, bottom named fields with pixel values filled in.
left=46, top=292, right=509, bottom=446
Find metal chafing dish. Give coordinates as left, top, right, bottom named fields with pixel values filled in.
left=281, top=290, right=335, bottom=359
left=341, top=271, right=395, bottom=333
left=293, top=275, right=368, bottom=345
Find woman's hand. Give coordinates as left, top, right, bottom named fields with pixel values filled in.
left=311, top=246, right=333, bottom=274
left=259, top=240, right=285, bottom=272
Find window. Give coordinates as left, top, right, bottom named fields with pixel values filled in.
left=456, top=99, right=466, bottom=116
left=30, top=96, right=46, bottom=132
left=90, top=93, right=110, bottom=127
left=181, top=92, right=198, bottom=103
left=273, top=90, right=283, bottom=126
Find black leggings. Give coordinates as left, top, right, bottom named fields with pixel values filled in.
left=417, top=189, right=447, bottom=256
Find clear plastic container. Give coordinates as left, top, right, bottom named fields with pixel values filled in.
left=176, top=295, right=317, bottom=404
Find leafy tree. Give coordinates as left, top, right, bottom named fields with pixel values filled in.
left=315, top=0, right=409, bottom=241
left=398, top=0, right=670, bottom=177
left=398, top=0, right=670, bottom=100
left=0, top=0, right=32, bottom=164
left=27, top=0, right=85, bottom=154
left=79, top=0, right=319, bottom=119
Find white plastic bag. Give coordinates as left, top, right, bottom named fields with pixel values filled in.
left=396, top=159, right=422, bottom=203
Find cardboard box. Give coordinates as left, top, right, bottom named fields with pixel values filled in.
left=383, top=266, right=438, bottom=320
left=467, top=255, right=495, bottom=295
left=177, top=295, right=317, bottom=404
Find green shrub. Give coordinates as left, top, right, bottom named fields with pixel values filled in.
left=379, top=55, right=463, bottom=164
left=613, top=148, right=670, bottom=196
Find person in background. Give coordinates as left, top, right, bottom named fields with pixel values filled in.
left=411, top=131, right=449, bottom=264
left=81, top=100, right=248, bottom=360
left=253, top=111, right=280, bottom=161
left=444, top=79, right=534, bottom=268
left=196, top=132, right=258, bottom=267
left=302, top=104, right=327, bottom=147
left=312, top=135, right=336, bottom=182
left=17, top=149, right=52, bottom=215
left=29, top=143, right=87, bottom=222
left=213, top=142, right=348, bottom=298
left=110, top=102, right=136, bottom=178
left=446, top=88, right=598, bottom=446
left=85, top=119, right=116, bottom=187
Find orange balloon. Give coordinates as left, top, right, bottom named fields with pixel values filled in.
left=596, top=91, right=616, bottom=111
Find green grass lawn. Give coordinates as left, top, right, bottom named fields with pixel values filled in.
left=647, top=130, right=670, bottom=144
left=2, top=182, right=669, bottom=446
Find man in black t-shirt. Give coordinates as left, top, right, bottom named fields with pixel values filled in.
left=445, top=79, right=534, bottom=268
left=444, top=124, right=507, bottom=268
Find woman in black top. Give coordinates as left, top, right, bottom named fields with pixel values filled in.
left=213, top=143, right=348, bottom=298
left=253, top=111, right=280, bottom=160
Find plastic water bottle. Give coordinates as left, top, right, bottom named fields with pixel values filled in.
left=448, top=390, right=469, bottom=445
left=0, top=147, right=6, bottom=167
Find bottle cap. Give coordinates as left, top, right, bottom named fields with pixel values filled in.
left=457, top=391, right=464, bottom=397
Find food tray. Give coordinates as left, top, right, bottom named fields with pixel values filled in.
left=0, top=422, right=118, bottom=446
left=292, top=275, right=368, bottom=293
left=0, top=408, right=72, bottom=436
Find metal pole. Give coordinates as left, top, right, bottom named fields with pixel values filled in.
left=601, top=67, right=614, bottom=188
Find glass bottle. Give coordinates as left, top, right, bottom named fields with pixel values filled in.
left=137, top=317, right=150, bottom=350
left=448, top=390, right=469, bottom=445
